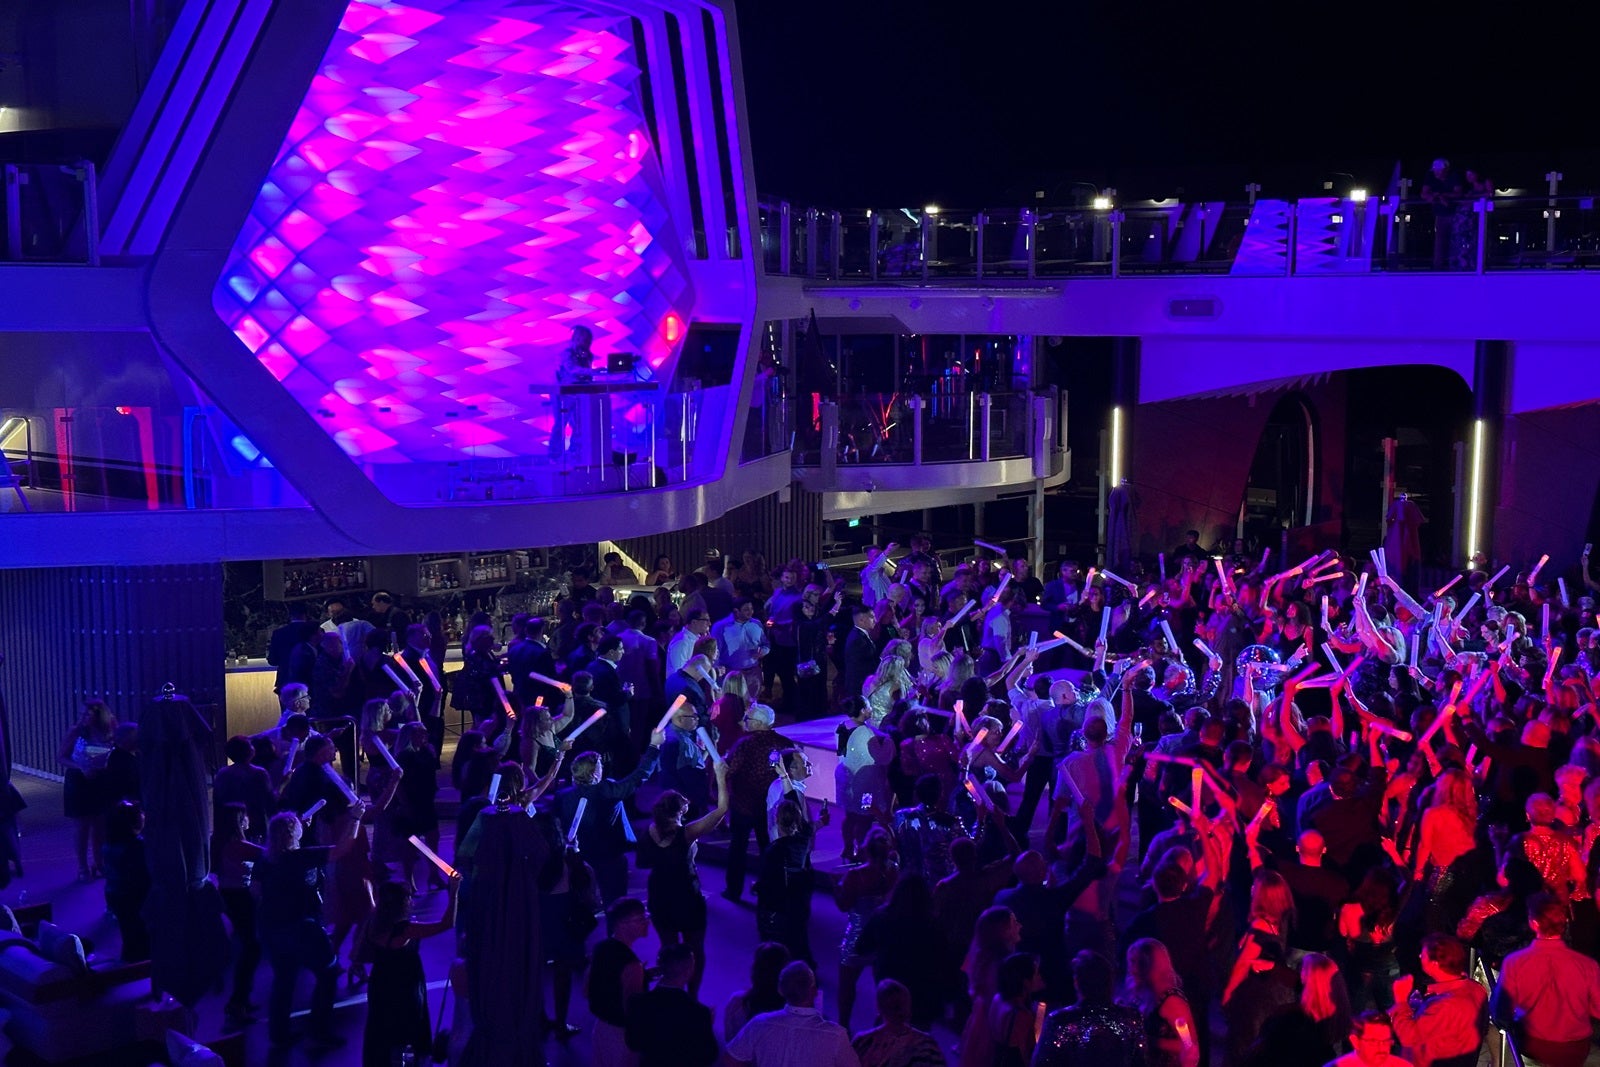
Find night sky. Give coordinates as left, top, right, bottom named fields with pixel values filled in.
left=732, top=0, right=1600, bottom=206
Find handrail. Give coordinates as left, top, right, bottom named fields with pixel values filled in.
left=1474, top=954, right=1527, bottom=1067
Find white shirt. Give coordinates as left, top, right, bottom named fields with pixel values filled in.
left=666, top=628, right=699, bottom=676
left=726, top=1006, right=859, bottom=1067
left=766, top=778, right=808, bottom=840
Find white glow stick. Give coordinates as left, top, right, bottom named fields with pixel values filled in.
left=656, top=695, right=688, bottom=734
left=1484, top=564, right=1510, bottom=591
left=566, top=707, right=607, bottom=741
left=1159, top=619, right=1178, bottom=653
left=1192, top=637, right=1217, bottom=661
left=1167, top=796, right=1194, bottom=818
left=528, top=670, right=571, bottom=694
left=1261, top=546, right=1272, bottom=571
left=1322, top=646, right=1344, bottom=676
left=1085, top=568, right=1098, bottom=587
left=1097, top=604, right=1111, bottom=643
left=408, top=835, right=457, bottom=878
left=962, top=776, right=991, bottom=810
left=1433, top=574, right=1463, bottom=600
left=1542, top=602, right=1551, bottom=642
left=489, top=676, right=516, bottom=721
left=1035, top=1002, right=1047, bottom=1045
left=1545, top=646, right=1564, bottom=688
left=1031, top=636, right=1071, bottom=653
left=946, top=599, right=975, bottom=629
left=1530, top=553, right=1550, bottom=585
left=975, top=539, right=1007, bottom=556
left=1418, top=702, right=1456, bottom=746
left=963, top=727, right=990, bottom=759
left=395, top=657, right=422, bottom=688
left=1308, top=570, right=1344, bottom=586
left=954, top=700, right=969, bottom=736
left=1214, top=558, right=1235, bottom=597
left=1369, top=548, right=1387, bottom=579
left=1311, top=554, right=1342, bottom=575
left=1029, top=630, right=1038, bottom=651
left=695, top=726, right=723, bottom=765
left=370, top=733, right=399, bottom=771
left=1143, top=752, right=1201, bottom=766
left=1055, top=631, right=1093, bottom=656
left=1558, top=577, right=1570, bottom=608
left=418, top=657, right=442, bottom=691
left=323, top=762, right=359, bottom=804
left=1100, top=569, right=1137, bottom=592
left=382, top=664, right=411, bottom=694
left=567, top=797, right=587, bottom=843
left=284, top=738, right=300, bottom=774
left=301, top=799, right=327, bottom=821
left=488, top=773, right=502, bottom=802
left=1191, top=766, right=1203, bottom=816
left=1458, top=592, right=1481, bottom=624
left=1364, top=718, right=1413, bottom=742
left=997, top=719, right=1025, bottom=753
left=1409, top=626, right=1421, bottom=668
left=1246, top=798, right=1275, bottom=836
left=992, top=572, right=1013, bottom=603
left=1139, top=588, right=1158, bottom=608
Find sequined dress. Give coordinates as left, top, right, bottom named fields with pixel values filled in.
left=1034, top=1002, right=1147, bottom=1067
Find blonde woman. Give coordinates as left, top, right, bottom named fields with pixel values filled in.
left=1122, top=938, right=1200, bottom=1067
left=60, top=698, right=117, bottom=880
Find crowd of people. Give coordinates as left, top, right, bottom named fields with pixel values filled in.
left=47, top=533, right=1600, bottom=1067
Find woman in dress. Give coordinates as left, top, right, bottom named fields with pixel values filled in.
left=1406, top=768, right=1487, bottom=945
left=1241, top=952, right=1350, bottom=1067
left=215, top=802, right=266, bottom=1032
left=456, top=625, right=506, bottom=735
left=836, top=697, right=894, bottom=863
left=1339, top=867, right=1401, bottom=1011
left=359, top=870, right=460, bottom=1067
left=393, top=722, right=443, bottom=892
left=755, top=798, right=816, bottom=966
left=59, top=698, right=116, bottom=881
left=636, top=761, right=729, bottom=997
left=835, top=827, right=898, bottom=1033
left=958, top=905, right=1024, bottom=1065
left=1122, top=938, right=1201, bottom=1067
left=1035, top=950, right=1146, bottom=1067
left=1221, top=869, right=1299, bottom=1063
left=793, top=597, right=832, bottom=717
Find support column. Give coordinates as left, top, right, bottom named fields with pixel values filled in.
left=1467, top=340, right=1510, bottom=566
left=0, top=565, right=224, bottom=774
left=1100, top=338, right=1140, bottom=561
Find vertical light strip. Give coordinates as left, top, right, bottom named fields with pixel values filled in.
left=1109, top=405, right=1124, bottom=486
left=1466, top=418, right=1485, bottom=562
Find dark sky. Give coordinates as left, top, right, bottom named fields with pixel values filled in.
left=732, top=0, right=1600, bottom=205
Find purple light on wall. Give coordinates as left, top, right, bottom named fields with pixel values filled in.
left=214, top=0, right=694, bottom=462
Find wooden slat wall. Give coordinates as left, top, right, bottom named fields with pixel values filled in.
left=615, top=488, right=823, bottom=583
left=0, top=565, right=225, bottom=776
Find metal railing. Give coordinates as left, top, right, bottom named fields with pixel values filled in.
left=792, top=388, right=1061, bottom=469
left=1474, top=955, right=1527, bottom=1067
left=758, top=193, right=1600, bottom=280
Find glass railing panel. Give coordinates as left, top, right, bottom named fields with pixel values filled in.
left=927, top=213, right=976, bottom=277
left=2, top=162, right=96, bottom=263
left=985, top=391, right=1031, bottom=459
left=757, top=201, right=786, bottom=274
left=789, top=212, right=810, bottom=276
left=980, top=209, right=1030, bottom=276
left=872, top=211, right=923, bottom=278
left=838, top=209, right=876, bottom=278
left=1033, top=209, right=1108, bottom=276
left=835, top=392, right=913, bottom=462
left=740, top=376, right=790, bottom=462
left=1482, top=195, right=1600, bottom=269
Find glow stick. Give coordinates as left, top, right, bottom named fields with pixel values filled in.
left=1062, top=768, right=1085, bottom=806
left=1159, top=553, right=1166, bottom=582
left=1246, top=798, right=1275, bottom=836
left=1101, top=569, right=1137, bottom=592
left=1311, top=554, right=1342, bottom=575
left=488, top=773, right=502, bottom=802
left=284, top=739, right=300, bottom=775
left=695, top=726, right=723, bottom=765
left=1261, top=546, right=1272, bottom=571
left=408, top=835, right=458, bottom=878
left=1055, top=631, right=1093, bottom=656
left=655, top=695, right=689, bottom=734
left=323, top=762, right=358, bottom=804
left=1409, top=626, right=1420, bottom=668
left=567, top=797, right=587, bottom=843
left=1159, top=620, right=1178, bottom=654
left=1167, top=796, right=1194, bottom=818
left=1484, top=564, right=1510, bottom=591
left=383, top=664, right=411, bottom=694
left=1192, top=637, right=1217, bottom=662
left=997, top=719, right=1025, bottom=753
left=1466, top=744, right=1478, bottom=766
left=1364, top=718, right=1413, bottom=742
left=962, top=776, right=990, bottom=810
left=1139, top=588, right=1158, bottom=608
left=418, top=657, right=442, bottom=691
left=946, top=599, right=975, bottom=629
left=490, top=677, right=516, bottom=720
left=396, top=657, right=422, bottom=688
left=1143, top=752, right=1201, bottom=767
left=1542, top=602, right=1551, bottom=642
left=566, top=707, right=607, bottom=741
left=1214, top=557, right=1234, bottom=597
left=301, top=799, right=327, bottom=821
left=1035, top=1002, right=1047, bottom=1045
left=1558, top=577, right=1570, bottom=607
left=1031, top=636, right=1071, bottom=653
left=1029, top=630, right=1038, bottom=651
left=992, top=572, right=1013, bottom=603
left=975, top=539, right=1007, bottom=556
left=1295, top=674, right=1341, bottom=689
left=1085, top=568, right=1097, bottom=587
left=1458, top=592, right=1481, bottom=624
left=1530, top=553, right=1550, bottom=585
left=1433, top=574, right=1462, bottom=600
left=1307, top=570, right=1344, bottom=586
left=370, top=733, right=399, bottom=771
left=1322, top=646, right=1344, bottom=676
left=1321, top=595, right=1331, bottom=629
left=1369, top=548, right=1387, bottom=579
left=1544, top=646, right=1563, bottom=687
left=1191, top=766, right=1203, bottom=817
left=964, top=727, right=990, bottom=757
left=527, top=670, right=571, bottom=694
left=1418, top=703, right=1455, bottom=746
left=1097, top=604, right=1111, bottom=643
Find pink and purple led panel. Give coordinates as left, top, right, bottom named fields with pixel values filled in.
left=214, top=0, right=695, bottom=463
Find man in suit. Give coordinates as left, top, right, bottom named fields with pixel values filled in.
left=841, top=603, right=878, bottom=705
left=588, top=635, right=633, bottom=736
left=555, top=730, right=663, bottom=904
left=664, top=655, right=716, bottom=727
left=398, top=623, right=445, bottom=756
left=507, top=615, right=562, bottom=712
left=266, top=603, right=315, bottom=693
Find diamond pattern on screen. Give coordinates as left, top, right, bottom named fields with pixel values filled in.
left=213, top=0, right=695, bottom=463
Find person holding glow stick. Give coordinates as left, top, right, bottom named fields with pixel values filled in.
left=636, top=758, right=729, bottom=997
left=555, top=726, right=666, bottom=905
left=659, top=697, right=717, bottom=815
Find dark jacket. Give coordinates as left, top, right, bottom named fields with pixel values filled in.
left=625, top=986, right=718, bottom=1067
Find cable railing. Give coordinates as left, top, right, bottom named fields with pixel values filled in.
left=760, top=193, right=1600, bottom=280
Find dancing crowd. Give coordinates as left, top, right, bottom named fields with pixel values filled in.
left=48, top=535, right=1600, bottom=1067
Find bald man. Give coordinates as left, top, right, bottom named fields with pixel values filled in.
left=1276, top=829, right=1351, bottom=953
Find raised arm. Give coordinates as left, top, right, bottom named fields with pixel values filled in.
left=684, top=760, right=730, bottom=843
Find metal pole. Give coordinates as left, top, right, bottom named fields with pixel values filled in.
left=974, top=212, right=985, bottom=279
left=1475, top=200, right=1489, bottom=274
left=1024, top=209, right=1037, bottom=280
left=805, top=208, right=819, bottom=277
left=909, top=395, right=924, bottom=465
left=1287, top=202, right=1298, bottom=276
left=80, top=162, right=101, bottom=267
left=921, top=213, right=932, bottom=283
left=778, top=202, right=792, bottom=275
left=1396, top=179, right=1412, bottom=259
left=1545, top=170, right=1562, bottom=255
left=967, top=391, right=977, bottom=460
left=830, top=211, right=842, bottom=279
left=869, top=210, right=879, bottom=280
left=1032, top=477, right=1045, bottom=578
left=979, top=393, right=992, bottom=461
left=1380, top=437, right=1397, bottom=539
left=820, top=401, right=838, bottom=483
left=1109, top=211, right=1123, bottom=277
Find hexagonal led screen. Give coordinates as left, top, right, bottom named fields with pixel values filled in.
left=214, top=0, right=695, bottom=463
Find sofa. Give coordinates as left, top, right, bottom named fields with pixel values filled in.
left=0, top=904, right=151, bottom=1063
